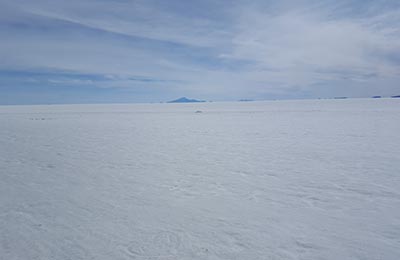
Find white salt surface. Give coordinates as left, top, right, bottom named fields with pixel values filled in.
left=0, top=99, right=399, bottom=259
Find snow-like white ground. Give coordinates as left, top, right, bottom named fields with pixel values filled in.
left=0, top=98, right=399, bottom=260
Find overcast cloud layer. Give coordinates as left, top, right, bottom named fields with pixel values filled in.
left=1, top=0, right=399, bottom=104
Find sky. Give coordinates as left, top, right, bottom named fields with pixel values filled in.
left=0, top=0, right=399, bottom=104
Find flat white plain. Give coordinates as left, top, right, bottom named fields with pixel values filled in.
left=0, top=98, right=399, bottom=260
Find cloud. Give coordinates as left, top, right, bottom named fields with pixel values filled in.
left=0, top=0, right=399, bottom=104
left=228, top=1, right=400, bottom=90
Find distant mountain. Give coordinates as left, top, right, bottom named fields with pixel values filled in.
left=167, top=97, right=205, bottom=103
left=391, top=95, right=400, bottom=98
left=372, top=96, right=382, bottom=98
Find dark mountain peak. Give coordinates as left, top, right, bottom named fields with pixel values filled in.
left=167, top=97, right=205, bottom=103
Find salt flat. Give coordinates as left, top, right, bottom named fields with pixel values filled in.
left=0, top=98, right=399, bottom=260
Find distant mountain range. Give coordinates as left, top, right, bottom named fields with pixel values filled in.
left=167, top=97, right=205, bottom=103
left=166, top=96, right=400, bottom=103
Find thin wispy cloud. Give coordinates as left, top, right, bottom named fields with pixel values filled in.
left=0, top=0, right=399, bottom=104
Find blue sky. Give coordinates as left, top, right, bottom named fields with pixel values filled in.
left=0, top=0, right=399, bottom=104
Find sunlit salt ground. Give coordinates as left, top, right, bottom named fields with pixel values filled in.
left=0, top=99, right=400, bottom=260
